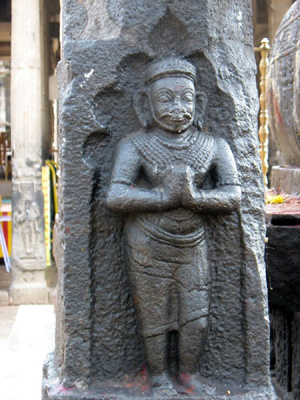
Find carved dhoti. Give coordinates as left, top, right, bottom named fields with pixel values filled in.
left=124, top=216, right=211, bottom=338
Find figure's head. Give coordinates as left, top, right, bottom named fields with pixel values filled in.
left=145, top=58, right=196, bottom=133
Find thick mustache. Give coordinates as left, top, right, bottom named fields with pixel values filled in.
left=162, top=111, right=192, bottom=120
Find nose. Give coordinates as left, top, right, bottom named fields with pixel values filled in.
left=172, top=96, right=185, bottom=112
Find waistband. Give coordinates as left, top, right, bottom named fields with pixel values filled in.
left=135, top=216, right=206, bottom=248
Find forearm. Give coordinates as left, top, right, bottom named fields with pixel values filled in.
left=106, top=183, right=165, bottom=213
left=186, top=185, right=241, bottom=213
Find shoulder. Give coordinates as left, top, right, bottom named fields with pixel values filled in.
left=125, top=129, right=147, bottom=141
left=115, top=130, right=146, bottom=152
left=213, top=136, right=231, bottom=149
left=211, top=136, right=234, bottom=158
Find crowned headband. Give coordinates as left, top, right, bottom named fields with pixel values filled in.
left=145, top=58, right=196, bottom=85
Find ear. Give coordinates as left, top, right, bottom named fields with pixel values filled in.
left=195, top=91, right=208, bottom=130
left=133, top=90, right=152, bottom=130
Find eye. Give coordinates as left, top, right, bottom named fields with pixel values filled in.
left=156, top=93, right=173, bottom=103
left=182, top=93, right=194, bottom=102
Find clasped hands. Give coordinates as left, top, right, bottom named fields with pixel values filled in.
left=160, top=164, right=205, bottom=210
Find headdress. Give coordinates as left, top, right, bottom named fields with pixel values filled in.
left=145, top=58, right=196, bottom=85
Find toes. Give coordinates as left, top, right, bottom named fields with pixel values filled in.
left=151, top=374, right=177, bottom=397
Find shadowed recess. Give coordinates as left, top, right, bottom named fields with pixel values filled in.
left=82, top=131, right=111, bottom=169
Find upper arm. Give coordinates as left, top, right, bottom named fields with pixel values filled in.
left=110, top=137, right=141, bottom=186
left=212, top=138, right=240, bottom=187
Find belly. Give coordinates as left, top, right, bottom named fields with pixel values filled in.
left=145, top=208, right=204, bottom=234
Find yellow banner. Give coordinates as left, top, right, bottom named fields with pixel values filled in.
left=42, top=166, right=51, bottom=267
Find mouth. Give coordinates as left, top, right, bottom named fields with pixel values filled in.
left=162, top=112, right=192, bottom=122
left=170, top=116, right=185, bottom=122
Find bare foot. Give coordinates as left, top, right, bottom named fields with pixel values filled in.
left=151, top=373, right=177, bottom=397
left=177, top=373, right=216, bottom=396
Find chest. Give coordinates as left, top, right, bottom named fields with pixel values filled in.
left=139, top=148, right=213, bottom=187
left=131, top=132, right=215, bottom=187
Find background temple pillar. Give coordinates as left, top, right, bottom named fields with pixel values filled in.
left=10, top=0, right=50, bottom=304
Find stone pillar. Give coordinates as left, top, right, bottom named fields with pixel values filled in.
left=267, top=0, right=293, bottom=43
left=10, top=0, right=49, bottom=304
left=43, top=1, right=274, bottom=398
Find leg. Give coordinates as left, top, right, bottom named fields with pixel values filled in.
left=175, top=239, right=214, bottom=394
left=143, top=334, right=168, bottom=376
left=175, top=240, right=211, bottom=375
left=178, top=316, right=208, bottom=375
left=124, top=231, right=177, bottom=395
left=177, top=317, right=215, bottom=395
left=143, top=334, right=177, bottom=396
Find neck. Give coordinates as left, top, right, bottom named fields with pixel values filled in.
left=152, top=125, right=195, bottom=140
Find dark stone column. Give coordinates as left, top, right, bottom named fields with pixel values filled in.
left=43, top=1, right=274, bottom=398
left=266, top=217, right=300, bottom=399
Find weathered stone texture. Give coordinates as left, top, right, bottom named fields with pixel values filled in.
left=270, top=309, right=300, bottom=399
left=43, top=1, right=273, bottom=398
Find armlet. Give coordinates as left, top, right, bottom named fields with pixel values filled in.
left=216, top=179, right=241, bottom=187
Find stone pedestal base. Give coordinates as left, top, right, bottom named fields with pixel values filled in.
left=271, top=166, right=300, bottom=193
left=43, top=354, right=275, bottom=400
left=267, top=223, right=300, bottom=311
left=10, top=281, right=48, bottom=305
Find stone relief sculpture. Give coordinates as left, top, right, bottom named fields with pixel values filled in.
left=15, top=199, right=41, bottom=255
left=43, top=2, right=273, bottom=398
left=106, top=58, right=241, bottom=396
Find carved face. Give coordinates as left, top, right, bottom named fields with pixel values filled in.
left=148, top=76, right=195, bottom=133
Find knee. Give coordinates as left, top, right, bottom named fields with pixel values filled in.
left=181, top=316, right=208, bottom=337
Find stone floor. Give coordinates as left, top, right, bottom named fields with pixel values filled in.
left=0, top=262, right=57, bottom=399
left=0, top=304, right=55, bottom=400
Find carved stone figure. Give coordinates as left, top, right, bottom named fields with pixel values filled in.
left=15, top=199, right=41, bottom=255
left=106, top=58, right=241, bottom=396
